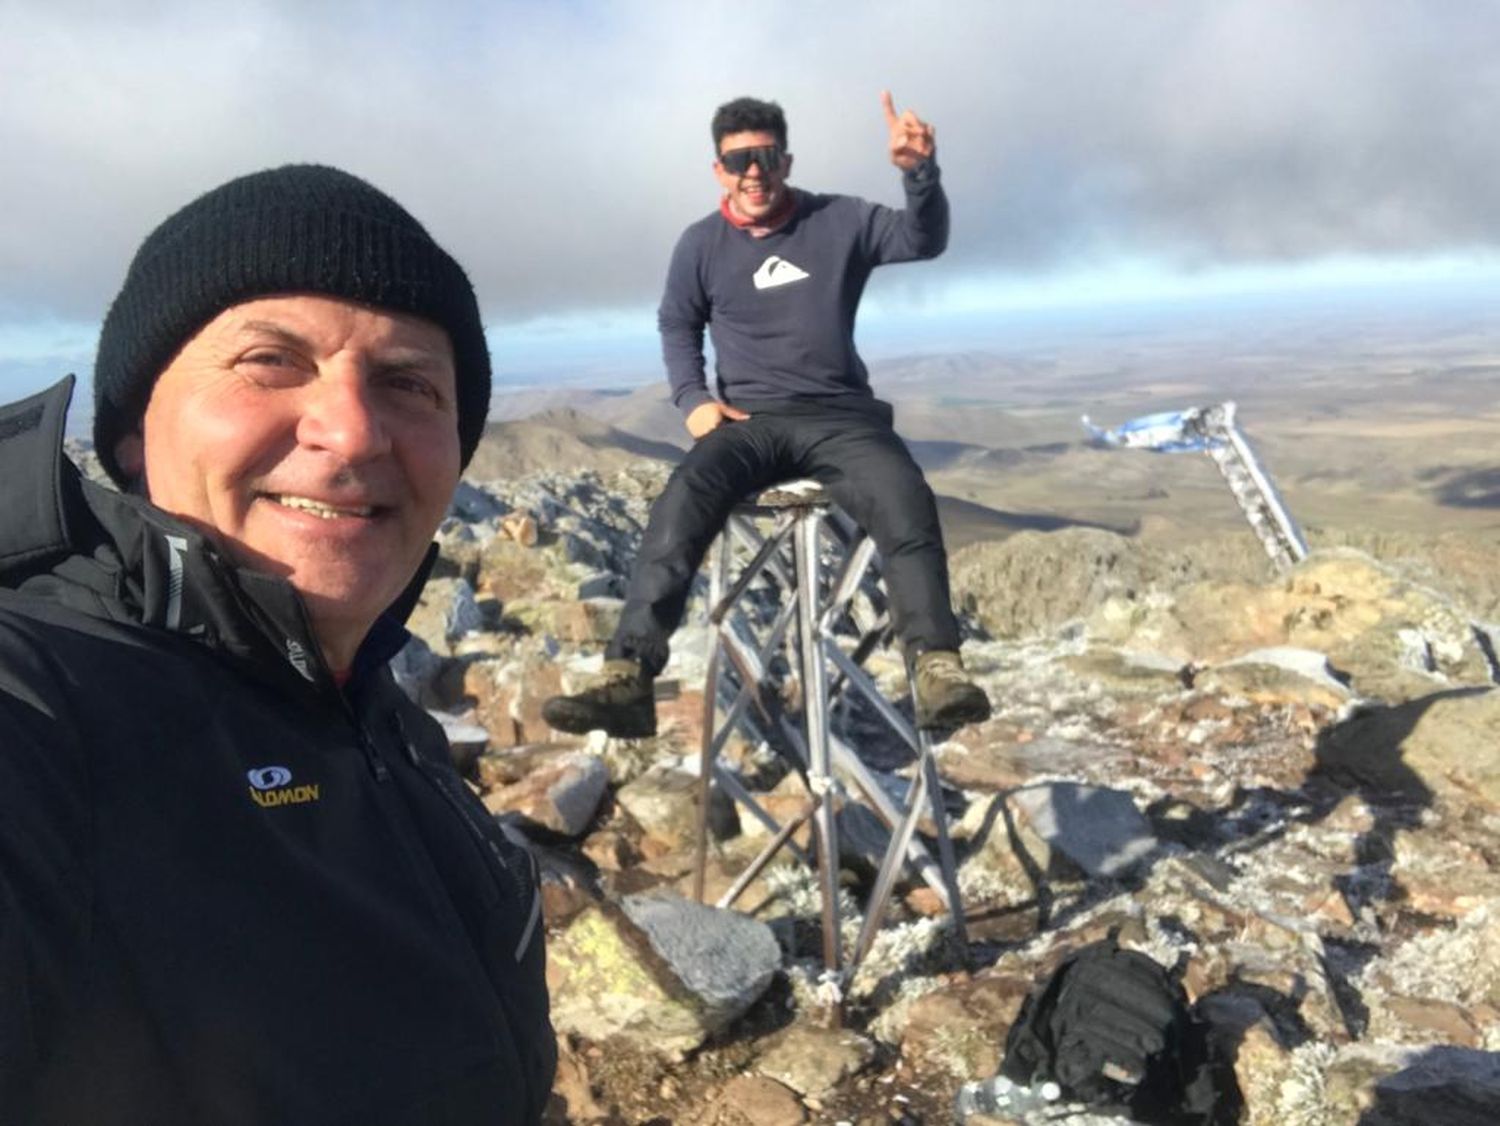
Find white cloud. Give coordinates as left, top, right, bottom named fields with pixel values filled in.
left=2, top=0, right=1497, bottom=328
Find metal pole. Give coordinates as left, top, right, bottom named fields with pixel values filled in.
left=693, top=528, right=735, bottom=903
left=716, top=800, right=819, bottom=910
left=795, top=509, right=842, bottom=985
left=921, top=735, right=971, bottom=962
left=711, top=512, right=796, bottom=623
left=853, top=760, right=928, bottom=965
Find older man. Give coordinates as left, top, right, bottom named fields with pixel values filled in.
left=0, top=166, right=554, bottom=1124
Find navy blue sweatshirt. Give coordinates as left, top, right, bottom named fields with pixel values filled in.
left=658, top=160, right=948, bottom=415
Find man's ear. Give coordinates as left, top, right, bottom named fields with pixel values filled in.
left=114, top=432, right=144, bottom=476
left=114, top=432, right=147, bottom=495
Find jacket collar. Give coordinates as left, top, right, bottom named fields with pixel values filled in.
left=0, top=374, right=75, bottom=575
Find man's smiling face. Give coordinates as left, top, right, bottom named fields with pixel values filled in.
left=714, top=129, right=792, bottom=222
left=120, top=294, right=460, bottom=667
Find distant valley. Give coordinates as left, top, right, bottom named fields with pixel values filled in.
left=482, top=295, right=1500, bottom=558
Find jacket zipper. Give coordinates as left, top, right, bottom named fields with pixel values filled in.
left=356, top=727, right=391, bottom=782
left=393, top=717, right=541, bottom=964
left=352, top=708, right=544, bottom=1117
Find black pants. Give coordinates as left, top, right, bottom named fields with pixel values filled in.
left=608, top=400, right=961, bottom=676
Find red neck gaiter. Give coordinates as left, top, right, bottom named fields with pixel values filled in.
left=720, top=190, right=796, bottom=236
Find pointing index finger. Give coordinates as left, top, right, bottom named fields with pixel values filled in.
left=880, top=89, right=898, bottom=126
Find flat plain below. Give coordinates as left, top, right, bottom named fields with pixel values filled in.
left=488, top=288, right=1500, bottom=566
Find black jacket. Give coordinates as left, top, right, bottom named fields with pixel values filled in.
left=0, top=378, right=555, bottom=1125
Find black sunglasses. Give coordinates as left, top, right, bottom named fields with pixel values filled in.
left=719, top=145, right=784, bottom=176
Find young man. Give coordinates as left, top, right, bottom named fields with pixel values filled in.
left=544, top=93, right=990, bottom=739
left=0, top=166, right=554, bottom=1124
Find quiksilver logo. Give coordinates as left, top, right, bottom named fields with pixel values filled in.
left=248, top=765, right=320, bottom=808
left=752, top=255, right=809, bottom=290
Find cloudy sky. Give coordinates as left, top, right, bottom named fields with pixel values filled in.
left=3, top=0, right=1498, bottom=403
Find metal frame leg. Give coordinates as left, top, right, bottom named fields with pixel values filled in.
left=795, top=510, right=843, bottom=985
left=693, top=531, right=734, bottom=903
left=692, top=489, right=973, bottom=999
left=921, top=732, right=970, bottom=965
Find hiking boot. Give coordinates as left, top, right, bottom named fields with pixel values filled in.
left=913, top=650, right=991, bottom=730
left=541, top=659, right=657, bottom=738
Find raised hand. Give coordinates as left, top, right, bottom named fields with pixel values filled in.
left=881, top=90, right=936, bottom=170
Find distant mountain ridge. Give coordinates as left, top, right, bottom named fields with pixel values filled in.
left=472, top=400, right=1119, bottom=551
left=466, top=408, right=684, bottom=481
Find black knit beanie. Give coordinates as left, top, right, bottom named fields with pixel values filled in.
left=93, top=164, right=490, bottom=486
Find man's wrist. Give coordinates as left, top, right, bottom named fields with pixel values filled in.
left=903, top=157, right=940, bottom=185
left=676, top=390, right=714, bottom=417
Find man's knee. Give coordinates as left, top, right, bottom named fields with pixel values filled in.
left=833, top=467, right=943, bottom=552
left=641, top=439, right=763, bottom=556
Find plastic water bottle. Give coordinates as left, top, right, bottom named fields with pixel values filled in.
left=953, top=1074, right=1062, bottom=1121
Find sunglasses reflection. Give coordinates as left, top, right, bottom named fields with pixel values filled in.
left=720, top=145, right=784, bottom=175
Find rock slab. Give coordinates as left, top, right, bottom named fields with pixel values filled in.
left=1010, top=781, right=1158, bottom=877
left=547, top=892, right=781, bottom=1056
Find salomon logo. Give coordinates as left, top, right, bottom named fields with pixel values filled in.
left=248, top=766, right=293, bottom=790
left=752, top=255, right=809, bottom=290
left=248, top=765, right=320, bottom=808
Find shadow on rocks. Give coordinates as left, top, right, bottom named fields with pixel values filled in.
left=1159, top=691, right=1462, bottom=1048
left=1197, top=688, right=1459, bottom=908
left=1305, top=691, right=1472, bottom=923
left=1355, top=1045, right=1500, bottom=1126
left=951, top=782, right=1177, bottom=970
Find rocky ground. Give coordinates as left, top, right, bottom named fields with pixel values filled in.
left=368, top=461, right=1500, bottom=1124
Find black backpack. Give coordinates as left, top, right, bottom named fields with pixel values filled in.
left=1000, top=934, right=1231, bottom=1124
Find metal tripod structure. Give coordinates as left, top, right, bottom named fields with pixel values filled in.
left=689, top=482, right=968, bottom=1007
left=1086, top=400, right=1308, bottom=572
